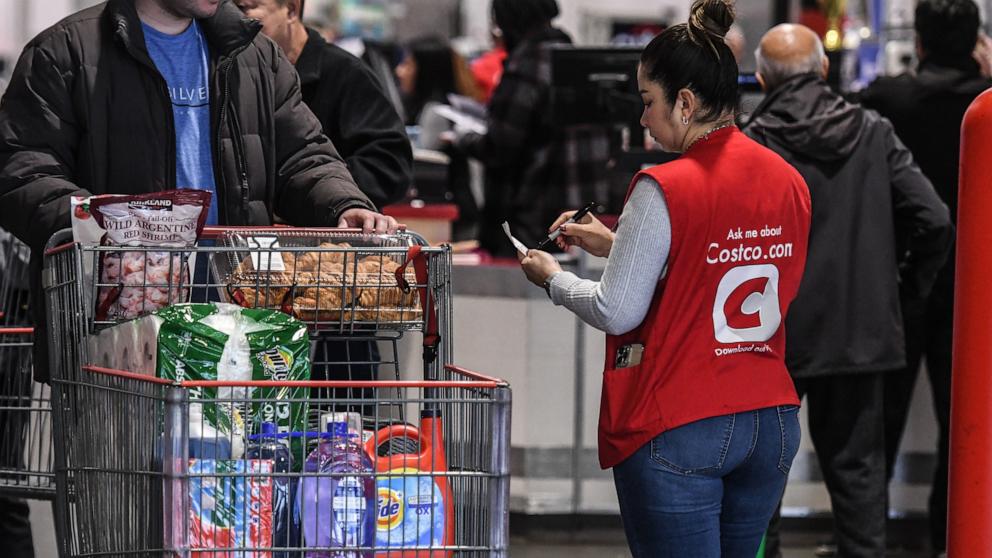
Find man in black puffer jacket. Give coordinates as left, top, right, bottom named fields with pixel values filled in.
left=746, top=24, right=953, bottom=558
left=1, top=2, right=397, bottom=551
left=860, top=2, right=991, bottom=553
left=0, top=0, right=397, bottom=386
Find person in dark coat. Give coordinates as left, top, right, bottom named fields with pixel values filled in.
left=395, top=35, right=483, bottom=127
left=860, top=0, right=991, bottom=553
left=235, top=0, right=412, bottom=208
left=745, top=24, right=953, bottom=558
left=455, top=0, right=610, bottom=257
left=0, top=2, right=394, bottom=551
left=0, top=0, right=397, bottom=385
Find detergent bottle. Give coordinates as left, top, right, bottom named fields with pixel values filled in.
left=364, top=410, right=454, bottom=557
left=298, top=412, right=375, bottom=557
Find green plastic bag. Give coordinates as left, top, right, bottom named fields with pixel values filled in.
left=156, top=303, right=310, bottom=460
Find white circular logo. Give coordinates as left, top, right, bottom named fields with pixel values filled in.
left=712, top=264, right=782, bottom=343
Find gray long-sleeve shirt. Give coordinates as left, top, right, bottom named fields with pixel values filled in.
left=548, top=177, right=672, bottom=335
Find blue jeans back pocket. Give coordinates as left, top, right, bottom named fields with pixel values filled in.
left=649, top=414, right=736, bottom=475
left=777, top=405, right=801, bottom=475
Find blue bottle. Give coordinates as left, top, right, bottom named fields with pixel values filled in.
left=297, top=413, right=374, bottom=558
left=247, top=422, right=296, bottom=557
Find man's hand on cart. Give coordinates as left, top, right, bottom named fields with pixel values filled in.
left=519, top=249, right=562, bottom=292
left=338, top=208, right=399, bottom=234
left=549, top=210, right=614, bottom=257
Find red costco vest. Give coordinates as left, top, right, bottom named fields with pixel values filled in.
left=598, top=127, right=811, bottom=468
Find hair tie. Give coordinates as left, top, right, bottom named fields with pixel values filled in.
left=690, top=12, right=728, bottom=40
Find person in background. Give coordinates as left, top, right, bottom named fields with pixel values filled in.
left=471, top=28, right=508, bottom=102
left=746, top=24, right=953, bottom=558
left=725, top=24, right=746, bottom=63
left=0, top=495, right=31, bottom=556
left=235, top=0, right=412, bottom=208
left=860, top=1, right=991, bottom=554
left=970, top=31, right=992, bottom=78
left=0, top=0, right=396, bottom=387
left=395, top=36, right=483, bottom=126
left=393, top=37, right=488, bottom=243
left=519, top=1, right=811, bottom=554
left=356, top=41, right=411, bottom=124
left=0, top=59, right=8, bottom=98
left=799, top=0, right=829, bottom=37
left=456, top=0, right=610, bottom=256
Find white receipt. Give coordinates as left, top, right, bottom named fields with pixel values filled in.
left=434, top=105, right=488, bottom=135
left=501, top=222, right=529, bottom=255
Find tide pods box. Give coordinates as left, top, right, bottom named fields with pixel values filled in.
left=189, top=459, right=273, bottom=557
left=89, top=303, right=310, bottom=460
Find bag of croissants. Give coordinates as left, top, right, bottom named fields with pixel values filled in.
left=228, top=241, right=422, bottom=323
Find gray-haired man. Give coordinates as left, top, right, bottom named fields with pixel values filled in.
left=745, top=24, right=953, bottom=558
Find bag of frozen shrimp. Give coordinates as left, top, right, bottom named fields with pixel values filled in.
left=71, top=190, right=212, bottom=321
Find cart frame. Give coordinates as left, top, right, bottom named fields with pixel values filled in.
left=42, top=227, right=510, bottom=557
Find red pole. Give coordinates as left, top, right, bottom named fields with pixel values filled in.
left=949, top=88, right=992, bottom=556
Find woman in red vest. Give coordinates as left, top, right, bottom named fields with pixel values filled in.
left=519, top=1, right=812, bottom=555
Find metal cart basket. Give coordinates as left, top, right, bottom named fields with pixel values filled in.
left=0, top=230, right=55, bottom=500
left=43, top=227, right=511, bottom=557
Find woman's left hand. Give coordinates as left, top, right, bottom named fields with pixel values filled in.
left=519, top=250, right=562, bottom=288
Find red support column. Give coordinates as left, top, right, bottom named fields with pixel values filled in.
left=949, top=87, right=992, bottom=556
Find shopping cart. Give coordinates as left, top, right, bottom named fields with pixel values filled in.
left=43, top=227, right=511, bottom=557
left=0, top=230, right=55, bottom=500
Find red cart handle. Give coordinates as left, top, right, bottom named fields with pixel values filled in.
left=201, top=225, right=408, bottom=240
left=364, top=424, right=421, bottom=459
left=396, top=245, right=439, bottom=362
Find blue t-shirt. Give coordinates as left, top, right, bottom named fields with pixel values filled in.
left=142, top=21, right=219, bottom=225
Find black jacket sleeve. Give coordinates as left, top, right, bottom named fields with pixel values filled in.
left=0, top=36, right=91, bottom=252
left=459, top=68, right=544, bottom=170
left=322, top=50, right=411, bottom=207
left=266, top=41, right=375, bottom=225
left=883, top=117, right=954, bottom=299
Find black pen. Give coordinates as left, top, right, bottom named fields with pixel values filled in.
left=537, top=202, right=598, bottom=250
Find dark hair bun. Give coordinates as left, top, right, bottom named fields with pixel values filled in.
left=689, top=0, right=735, bottom=40
left=639, top=0, right=739, bottom=123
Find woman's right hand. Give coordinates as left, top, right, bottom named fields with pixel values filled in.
left=550, top=210, right=614, bottom=258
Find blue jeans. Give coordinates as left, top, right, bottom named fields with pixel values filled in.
left=613, top=405, right=800, bottom=558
